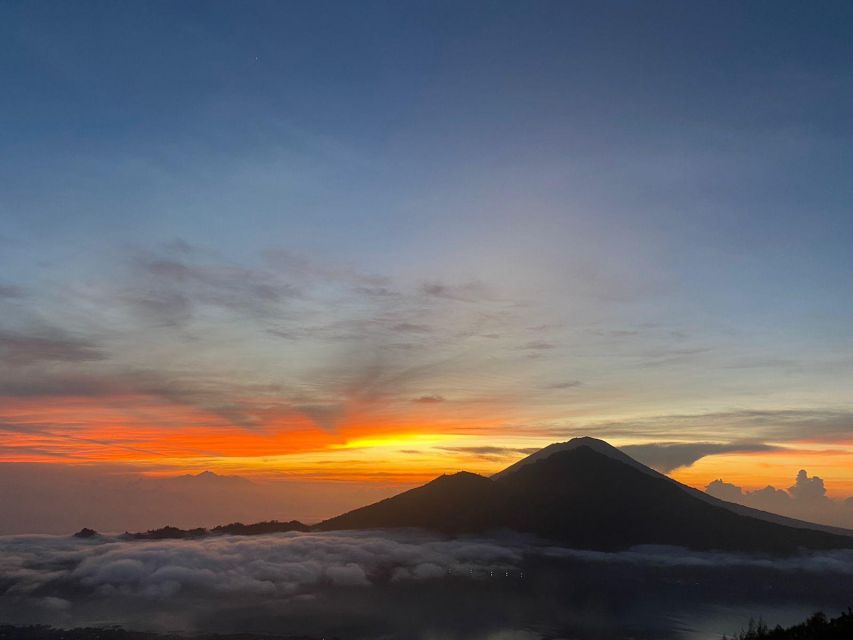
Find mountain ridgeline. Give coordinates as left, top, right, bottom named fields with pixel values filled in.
left=317, top=437, right=853, bottom=553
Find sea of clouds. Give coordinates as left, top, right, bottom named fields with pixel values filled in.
left=0, top=530, right=523, bottom=603
left=3, top=531, right=853, bottom=639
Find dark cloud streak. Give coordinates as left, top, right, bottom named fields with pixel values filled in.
left=0, top=329, right=104, bottom=366
left=623, top=441, right=778, bottom=473
left=0, top=284, right=24, bottom=298
left=412, top=394, right=445, bottom=403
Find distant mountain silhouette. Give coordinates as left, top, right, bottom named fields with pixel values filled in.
left=211, top=520, right=310, bottom=536
left=114, top=520, right=309, bottom=540
left=173, top=470, right=254, bottom=486
left=319, top=438, right=853, bottom=552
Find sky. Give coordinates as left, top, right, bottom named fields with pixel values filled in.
left=2, top=1, right=853, bottom=529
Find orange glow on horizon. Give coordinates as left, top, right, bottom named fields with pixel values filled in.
left=3, top=394, right=853, bottom=498
left=0, top=392, right=525, bottom=480
left=671, top=447, right=853, bottom=498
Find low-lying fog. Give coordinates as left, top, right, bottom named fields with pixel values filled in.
left=2, top=530, right=852, bottom=640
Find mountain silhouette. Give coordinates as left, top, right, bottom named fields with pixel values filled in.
left=319, top=438, right=853, bottom=552
left=494, top=437, right=853, bottom=535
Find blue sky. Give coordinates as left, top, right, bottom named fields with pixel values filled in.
left=1, top=1, right=853, bottom=489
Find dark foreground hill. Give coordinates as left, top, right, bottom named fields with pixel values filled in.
left=724, top=609, right=853, bottom=640
left=0, top=627, right=329, bottom=640
left=318, top=438, right=853, bottom=553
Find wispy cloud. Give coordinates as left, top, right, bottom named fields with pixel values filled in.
left=0, top=329, right=105, bottom=366
left=0, top=242, right=540, bottom=451
left=122, top=247, right=300, bottom=327
left=437, top=446, right=540, bottom=460
left=517, top=341, right=556, bottom=351
left=420, top=281, right=493, bottom=302
left=412, top=395, right=445, bottom=404
left=565, top=409, right=853, bottom=443
left=544, top=380, right=582, bottom=390
left=0, top=284, right=24, bottom=298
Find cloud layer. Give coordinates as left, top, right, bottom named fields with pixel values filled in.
left=0, top=530, right=522, bottom=601
left=2, top=532, right=853, bottom=639
left=0, top=531, right=527, bottom=636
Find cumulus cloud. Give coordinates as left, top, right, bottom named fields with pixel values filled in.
left=705, top=470, right=853, bottom=530
left=789, top=469, right=828, bottom=502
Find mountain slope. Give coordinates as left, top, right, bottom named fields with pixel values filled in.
left=496, top=437, right=853, bottom=536
left=317, top=471, right=502, bottom=533
left=493, top=446, right=850, bottom=551
left=492, top=436, right=654, bottom=480
left=319, top=440, right=853, bottom=553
